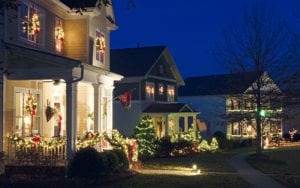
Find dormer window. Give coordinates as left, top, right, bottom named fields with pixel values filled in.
left=146, top=82, right=155, bottom=101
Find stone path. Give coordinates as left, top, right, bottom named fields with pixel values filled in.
left=229, top=153, right=286, bottom=188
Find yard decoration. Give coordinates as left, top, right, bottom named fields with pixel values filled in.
left=133, top=115, right=158, bottom=158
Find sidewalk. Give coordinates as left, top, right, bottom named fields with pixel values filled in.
left=229, top=153, right=286, bottom=188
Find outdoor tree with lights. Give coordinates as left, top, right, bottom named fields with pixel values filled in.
left=133, top=115, right=158, bottom=158
left=213, top=2, right=299, bottom=154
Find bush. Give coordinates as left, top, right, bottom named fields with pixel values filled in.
left=67, top=147, right=106, bottom=178
left=213, top=131, right=227, bottom=149
left=101, top=150, right=119, bottom=173
left=113, top=149, right=129, bottom=171
left=172, top=140, right=194, bottom=156
left=156, top=136, right=174, bottom=157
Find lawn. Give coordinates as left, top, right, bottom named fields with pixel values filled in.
left=247, top=148, right=300, bottom=187
left=107, top=151, right=251, bottom=188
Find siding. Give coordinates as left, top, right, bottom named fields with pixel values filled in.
left=64, top=19, right=88, bottom=63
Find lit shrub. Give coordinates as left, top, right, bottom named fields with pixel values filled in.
left=172, top=140, right=194, bottom=156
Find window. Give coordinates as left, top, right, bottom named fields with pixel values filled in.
left=95, top=29, right=106, bottom=65
left=19, top=1, right=44, bottom=44
left=167, top=85, right=175, bottom=102
left=14, top=88, right=41, bottom=137
left=145, top=82, right=155, bottom=101
left=232, top=122, right=240, bottom=135
left=55, top=17, right=64, bottom=52
left=158, top=83, right=164, bottom=95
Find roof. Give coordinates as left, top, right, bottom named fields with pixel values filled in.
left=110, top=46, right=166, bottom=77
left=179, top=72, right=264, bottom=96
left=60, top=0, right=98, bottom=8
left=143, top=103, right=195, bottom=113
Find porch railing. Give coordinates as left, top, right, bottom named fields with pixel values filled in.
left=6, top=137, right=66, bottom=166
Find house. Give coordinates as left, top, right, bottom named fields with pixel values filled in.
left=110, top=46, right=199, bottom=138
left=178, top=71, right=283, bottom=139
left=0, top=0, right=122, bottom=163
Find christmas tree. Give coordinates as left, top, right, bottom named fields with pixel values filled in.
left=133, top=115, right=158, bottom=158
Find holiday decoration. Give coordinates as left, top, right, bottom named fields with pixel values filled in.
left=25, top=92, right=37, bottom=115
left=120, top=91, right=132, bottom=109
left=55, top=26, right=64, bottom=41
left=133, top=115, right=158, bottom=158
left=95, top=36, right=106, bottom=52
left=45, top=100, right=56, bottom=122
left=22, top=6, right=40, bottom=36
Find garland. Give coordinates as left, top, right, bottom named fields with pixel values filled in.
left=95, top=36, right=106, bottom=52
left=25, top=93, right=37, bottom=115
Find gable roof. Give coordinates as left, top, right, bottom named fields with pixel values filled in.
left=143, top=103, right=195, bottom=113
left=179, top=71, right=264, bottom=96
left=110, top=46, right=184, bottom=85
left=110, top=46, right=166, bottom=77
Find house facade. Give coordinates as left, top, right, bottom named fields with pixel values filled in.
left=178, top=72, right=283, bottom=140
left=110, top=46, right=199, bottom=138
left=0, top=0, right=122, bottom=163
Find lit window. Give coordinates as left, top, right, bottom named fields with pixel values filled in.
left=14, top=88, right=41, bottom=137
left=55, top=17, right=64, bottom=52
left=159, top=83, right=164, bottom=95
left=167, top=85, right=174, bottom=102
left=146, top=82, right=155, bottom=101
left=95, top=29, right=106, bottom=65
left=19, top=1, right=44, bottom=44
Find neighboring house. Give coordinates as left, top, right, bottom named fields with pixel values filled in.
left=178, top=71, right=283, bottom=139
left=110, top=46, right=199, bottom=138
left=0, top=0, right=122, bottom=163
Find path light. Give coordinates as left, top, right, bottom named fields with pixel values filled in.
left=191, top=164, right=201, bottom=175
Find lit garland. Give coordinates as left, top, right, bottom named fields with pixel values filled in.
left=95, top=36, right=106, bottom=52
left=25, top=92, right=37, bottom=115
left=55, top=26, right=64, bottom=41
left=76, top=131, right=101, bottom=149
left=22, top=12, right=40, bottom=36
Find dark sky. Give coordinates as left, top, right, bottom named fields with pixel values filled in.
left=110, top=0, right=300, bottom=79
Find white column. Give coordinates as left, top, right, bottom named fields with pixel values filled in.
left=66, top=81, right=78, bottom=161
left=106, top=86, right=114, bottom=133
left=92, top=83, right=100, bottom=133
left=164, top=115, right=169, bottom=136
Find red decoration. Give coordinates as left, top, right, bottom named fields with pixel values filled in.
left=120, top=92, right=131, bottom=109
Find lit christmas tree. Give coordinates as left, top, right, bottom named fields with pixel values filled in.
left=133, top=115, right=158, bottom=158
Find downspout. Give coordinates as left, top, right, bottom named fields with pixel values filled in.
left=65, top=63, right=84, bottom=174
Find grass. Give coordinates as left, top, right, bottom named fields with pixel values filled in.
left=107, top=151, right=251, bottom=188
left=247, top=148, right=300, bottom=187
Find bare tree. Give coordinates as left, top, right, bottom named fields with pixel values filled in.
left=212, top=2, right=298, bottom=154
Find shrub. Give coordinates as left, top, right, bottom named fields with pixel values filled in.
left=199, top=140, right=210, bottom=152
left=156, top=136, right=174, bottom=157
left=172, top=140, right=194, bottom=156
left=102, top=150, right=119, bottom=173
left=112, top=149, right=129, bottom=171
left=213, top=131, right=227, bottom=149
left=67, top=147, right=106, bottom=178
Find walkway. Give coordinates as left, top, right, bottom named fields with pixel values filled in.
left=229, top=152, right=286, bottom=188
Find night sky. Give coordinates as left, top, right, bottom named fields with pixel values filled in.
left=110, top=0, right=300, bottom=79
